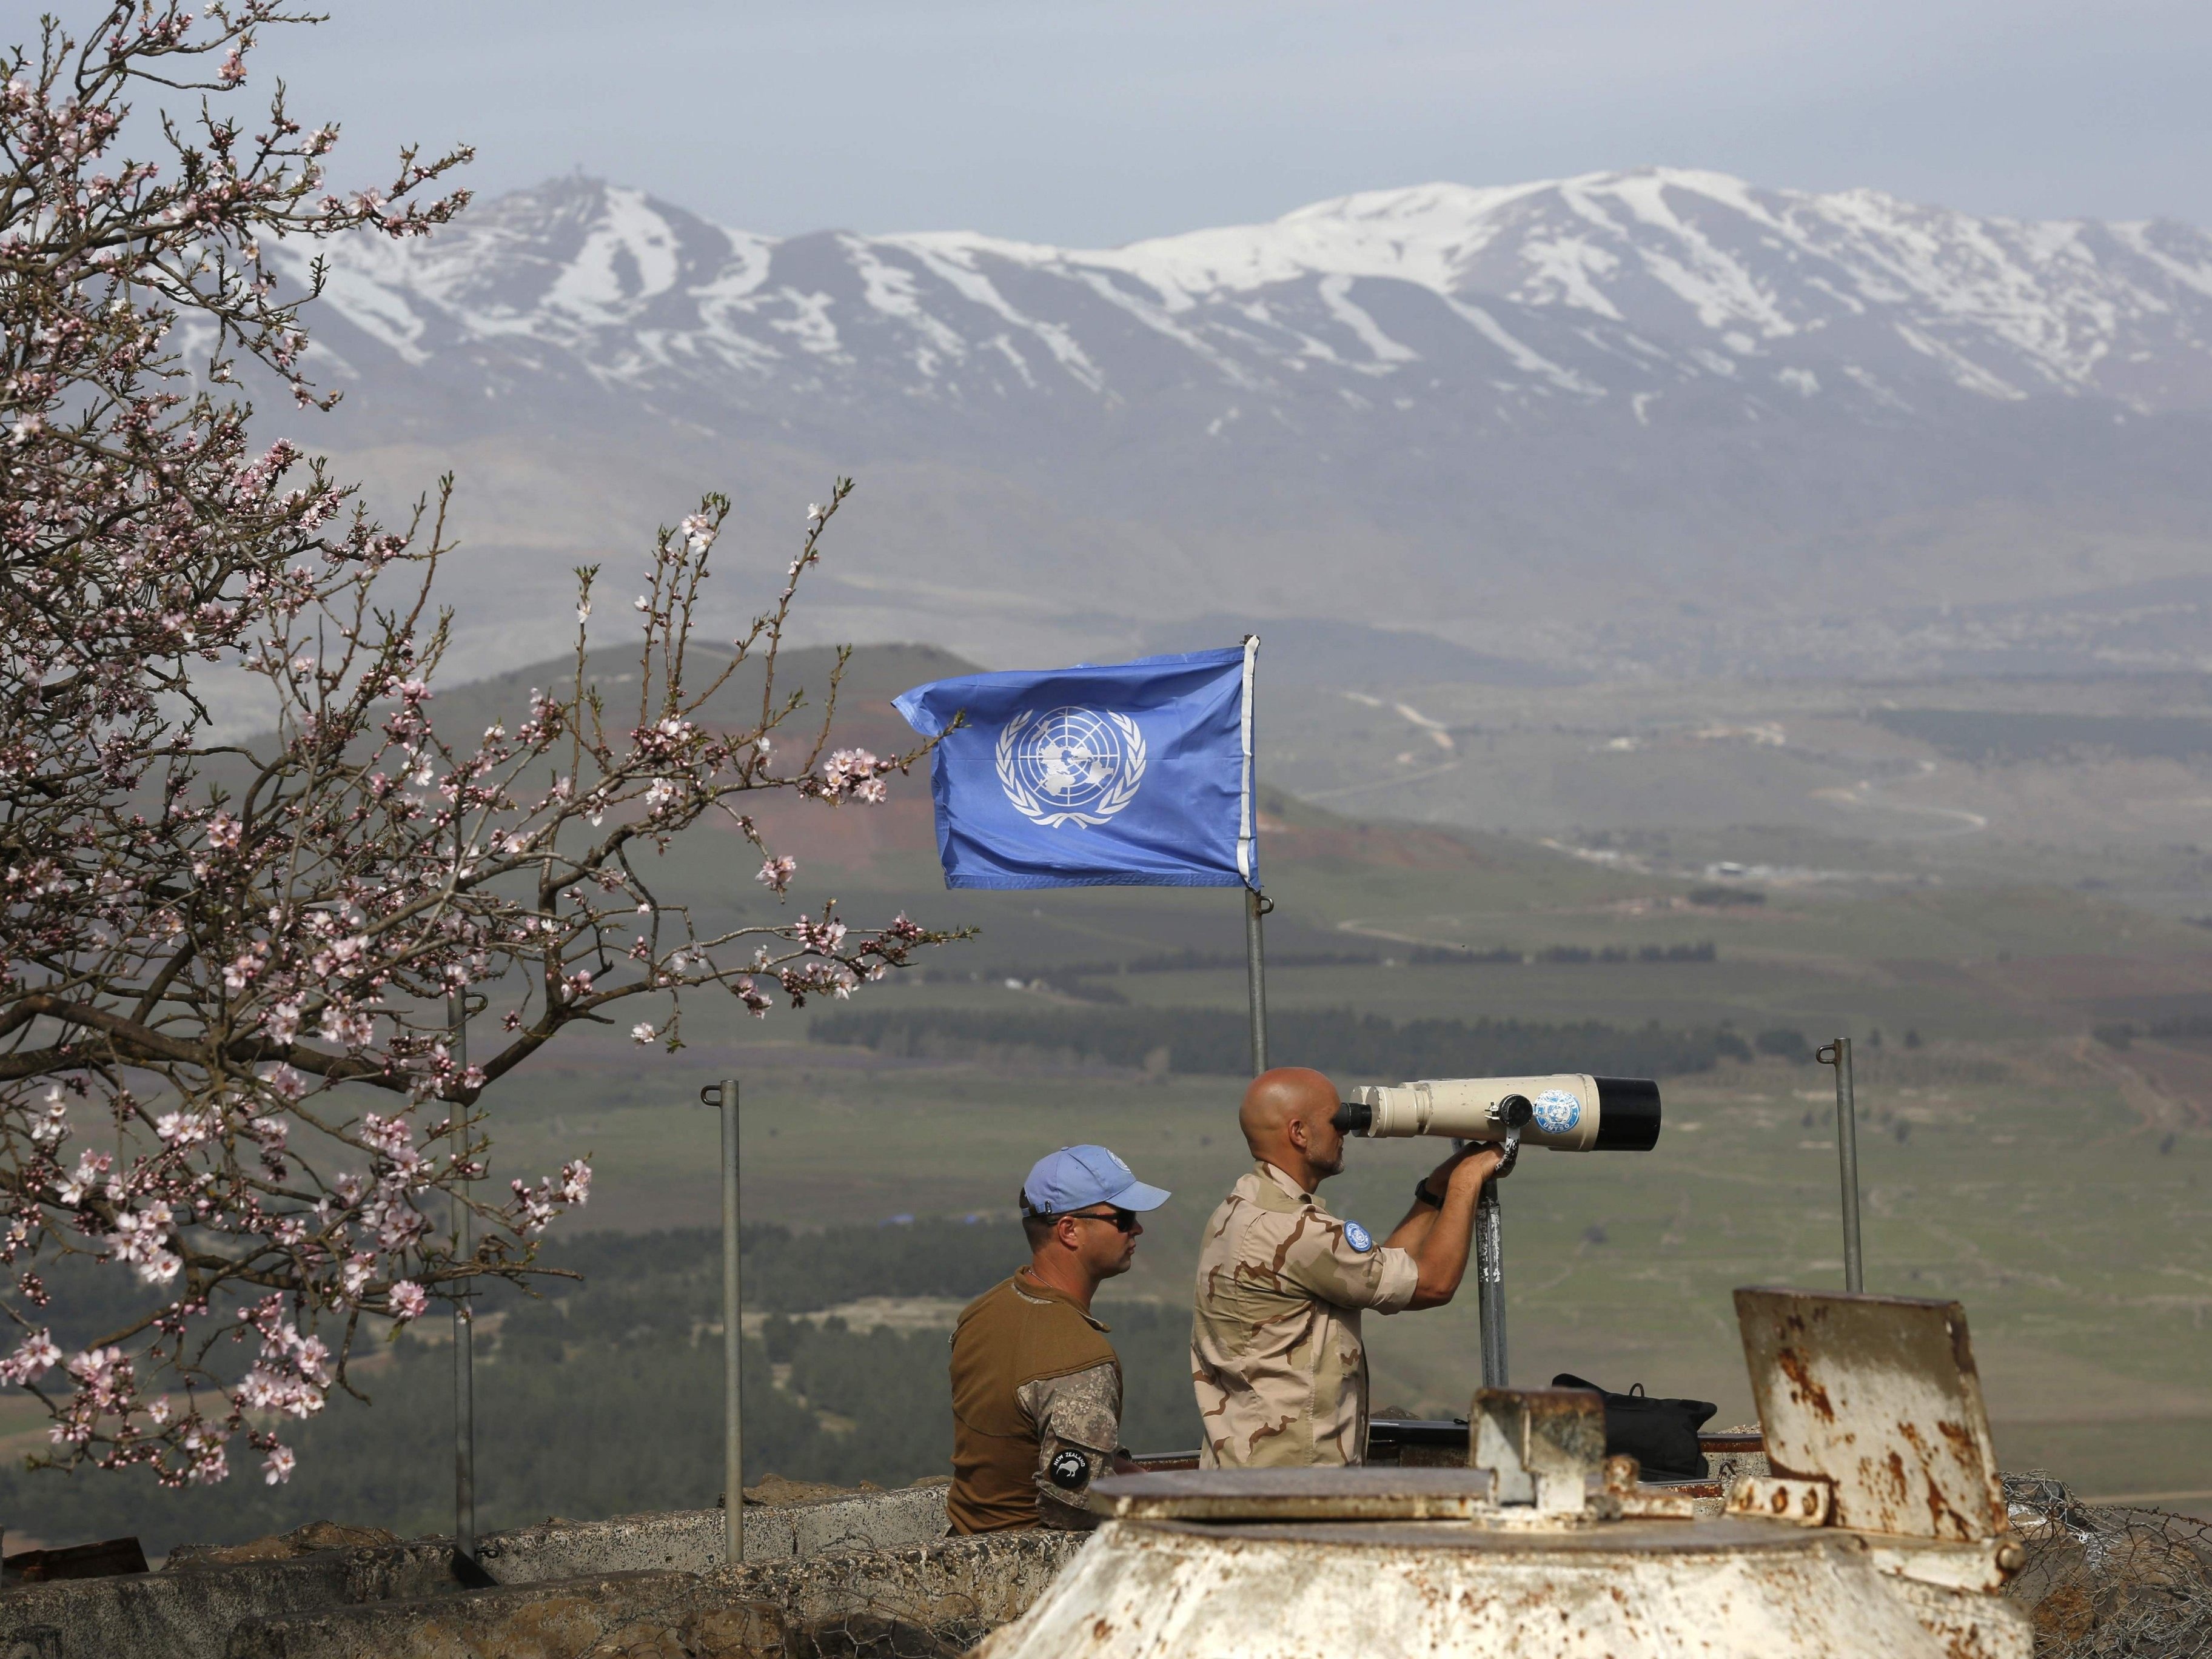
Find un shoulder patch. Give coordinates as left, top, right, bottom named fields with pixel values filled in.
left=1048, top=1450, right=1090, bottom=1490
left=1342, top=1220, right=1373, bottom=1253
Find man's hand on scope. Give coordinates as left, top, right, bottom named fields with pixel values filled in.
left=1385, top=1144, right=1506, bottom=1308
left=1418, top=1143, right=1506, bottom=1205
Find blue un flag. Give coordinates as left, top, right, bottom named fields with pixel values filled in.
left=891, top=643, right=1258, bottom=890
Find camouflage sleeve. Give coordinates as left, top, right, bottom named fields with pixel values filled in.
left=1016, top=1361, right=1122, bottom=1529
left=1275, top=1213, right=1421, bottom=1314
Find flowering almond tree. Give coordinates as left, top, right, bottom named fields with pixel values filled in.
left=0, top=3, right=951, bottom=1487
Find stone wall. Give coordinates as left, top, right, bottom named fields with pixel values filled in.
left=0, top=1483, right=962, bottom=1659
left=229, top=1531, right=1085, bottom=1659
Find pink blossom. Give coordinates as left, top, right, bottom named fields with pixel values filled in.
left=559, top=1160, right=592, bottom=1207
left=357, top=1114, right=413, bottom=1159
left=156, top=1110, right=215, bottom=1147
left=797, top=914, right=848, bottom=955
left=55, top=1150, right=109, bottom=1207
left=112, top=1204, right=181, bottom=1284
left=182, top=1421, right=230, bottom=1484
left=0, top=1330, right=60, bottom=1384
left=28, top=1087, right=69, bottom=1147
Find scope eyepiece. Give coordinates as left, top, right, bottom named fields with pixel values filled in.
left=1331, top=1100, right=1374, bottom=1136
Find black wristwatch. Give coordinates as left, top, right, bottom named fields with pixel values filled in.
left=1413, top=1179, right=1443, bottom=1208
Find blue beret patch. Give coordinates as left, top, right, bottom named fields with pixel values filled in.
left=1343, top=1220, right=1373, bottom=1253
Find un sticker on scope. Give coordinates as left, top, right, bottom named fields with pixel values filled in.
left=1531, top=1089, right=1583, bottom=1134
left=1342, top=1220, right=1374, bottom=1253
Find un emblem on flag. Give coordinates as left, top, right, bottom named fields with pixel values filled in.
left=996, top=706, right=1149, bottom=828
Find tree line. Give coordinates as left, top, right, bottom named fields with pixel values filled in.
left=811, top=1008, right=1756, bottom=1078
left=925, top=942, right=1718, bottom=1002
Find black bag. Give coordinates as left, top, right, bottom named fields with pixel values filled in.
left=1552, top=1372, right=1715, bottom=1480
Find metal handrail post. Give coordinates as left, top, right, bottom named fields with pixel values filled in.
left=720, top=1078, right=743, bottom=1566
left=1818, top=1039, right=1865, bottom=1293
left=449, top=977, right=475, bottom=1569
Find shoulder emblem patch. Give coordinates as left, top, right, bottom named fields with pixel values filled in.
left=1342, top=1220, right=1373, bottom=1253
left=1048, top=1449, right=1090, bottom=1490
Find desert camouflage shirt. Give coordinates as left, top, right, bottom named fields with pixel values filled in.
left=1191, top=1161, right=1418, bottom=1467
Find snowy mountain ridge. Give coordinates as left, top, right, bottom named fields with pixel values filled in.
left=283, top=169, right=2212, bottom=684
left=300, top=167, right=2212, bottom=427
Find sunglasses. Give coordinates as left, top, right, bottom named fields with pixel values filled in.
left=1061, top=1206, right=1139, bottom=1233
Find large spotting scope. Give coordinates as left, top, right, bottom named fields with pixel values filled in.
left=1331, top=1074, right=1662, bottom=1153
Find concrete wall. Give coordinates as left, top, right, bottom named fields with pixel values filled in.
left=0, top=1484, right=957, bottom=1659
left=474, top=1484, right=950, bottom=1580
left=0, top=1541, right=457, bottom=1659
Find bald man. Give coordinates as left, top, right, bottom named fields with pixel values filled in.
left=1190, top=1066, right=1501, bottom=1467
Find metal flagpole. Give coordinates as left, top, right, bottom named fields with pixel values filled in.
left=1245, top=891, right=1268, bottom=1074
left=1817, top=1039, right=1865, bottom=1292
left=1239, top=636, right=1267, bottom=1075
left=449, top=973, right=477, bottom=1570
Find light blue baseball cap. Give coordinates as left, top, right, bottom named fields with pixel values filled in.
left=1021, top=1145, right=1171, bottom=1216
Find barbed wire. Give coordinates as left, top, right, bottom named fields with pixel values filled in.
left=2003, top=1472, right=2212, bottom=1658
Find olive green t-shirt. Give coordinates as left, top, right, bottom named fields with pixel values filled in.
left=948, top=1271, right=1122, bottom=1532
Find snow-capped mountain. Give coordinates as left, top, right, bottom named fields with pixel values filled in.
left=307, top=167, right=2212, bottom=423
left=290, top=170, right=2212, bottom=679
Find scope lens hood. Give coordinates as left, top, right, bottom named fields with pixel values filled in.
left=1331, top=1100, right=1374, bottom=1136
left=1592, top=1077, right=1663, bottom=1150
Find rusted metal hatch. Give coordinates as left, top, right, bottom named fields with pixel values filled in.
left=1735, top=1285, right=2006, bottom=1541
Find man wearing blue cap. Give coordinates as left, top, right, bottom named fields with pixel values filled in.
left=947, top=1145, right=1171, bottom=1533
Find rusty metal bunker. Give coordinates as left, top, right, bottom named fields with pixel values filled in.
left=977, top=1287, right=2035, bottom=1659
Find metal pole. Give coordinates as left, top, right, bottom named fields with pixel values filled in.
left=1818, top=1038, right=1865, bottom=1293
left=1238, top=633, right=1267, bottom=1078
left=1475, top=1177, right=1507, bottom=1387
left=1244, top=888, right=1269, bottom=1075
left=449, top=978, right=476, bottom=1568
left=721, top=1076, right=743, bottom=1566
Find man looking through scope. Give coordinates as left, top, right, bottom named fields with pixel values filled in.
left=1190, top=1067, right=1506, bottom=1467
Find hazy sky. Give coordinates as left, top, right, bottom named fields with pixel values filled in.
left=236, top=0, right=2211, bottom=246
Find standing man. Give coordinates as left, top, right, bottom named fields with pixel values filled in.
left=1191, top=1067, right=1503, bottom=1467
left=948, top=1145, right=1171, bottom=1532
